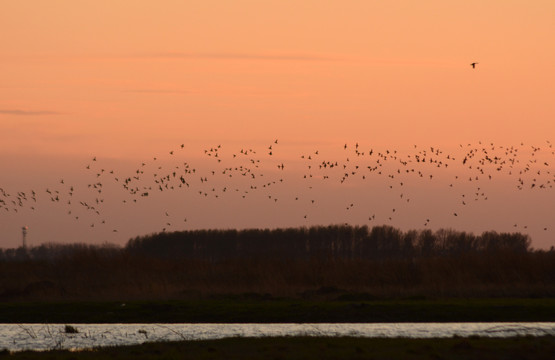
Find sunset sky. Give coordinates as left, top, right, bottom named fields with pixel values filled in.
left=1, top=1, right=554, bottom=249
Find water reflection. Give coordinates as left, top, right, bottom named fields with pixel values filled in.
left=1, top=323, right=554, bottom=352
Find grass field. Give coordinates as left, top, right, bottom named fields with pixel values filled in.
left=3, top=336, right=555, bottom=359
left=2, top=297, right=555, bottom=323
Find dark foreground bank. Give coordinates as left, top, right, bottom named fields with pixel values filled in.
left=2, top=298, right=555, bottom=323
left=3, top=336, right=555, bottom=360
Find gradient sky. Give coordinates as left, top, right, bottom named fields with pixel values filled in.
left=1, top=1, right=554, bottom=249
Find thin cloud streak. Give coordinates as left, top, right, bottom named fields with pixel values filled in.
left=134, top=52, right=339, bottom=62
left=122, top=89, right=191, bottom=94
left=0, top=109, right=63, bottom=116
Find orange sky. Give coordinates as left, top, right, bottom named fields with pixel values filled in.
left=1, top=1, right=554, bottom=248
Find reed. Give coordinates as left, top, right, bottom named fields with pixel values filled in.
left=0, top=225, right=553, bottom=301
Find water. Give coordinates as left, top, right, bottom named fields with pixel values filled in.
left=1, top=323, right=554, bottom=352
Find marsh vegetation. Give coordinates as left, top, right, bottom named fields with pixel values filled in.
left=0, top=225, right=553, bottom=301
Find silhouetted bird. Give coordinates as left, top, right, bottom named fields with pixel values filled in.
left=470, top=62, right=478, bottom=69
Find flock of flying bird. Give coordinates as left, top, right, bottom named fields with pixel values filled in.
left=1, top=140, right=553, bottom=240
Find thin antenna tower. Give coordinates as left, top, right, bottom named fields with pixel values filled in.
left=22, top=226, right=28, bottom=248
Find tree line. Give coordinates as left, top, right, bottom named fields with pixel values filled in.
left=1, top=225, right=534, bottom=262
left=126, top=225, right=532, bottom=260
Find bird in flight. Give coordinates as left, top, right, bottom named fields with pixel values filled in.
left=470, top=62, right=479, bottom=69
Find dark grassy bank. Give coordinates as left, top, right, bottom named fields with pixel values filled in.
left=4, top=336, right=555, bottom=360
left=2, top=298, right=555, bottom=323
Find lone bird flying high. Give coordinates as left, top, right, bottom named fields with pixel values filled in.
left=470, top=62, right=479, bottom=69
